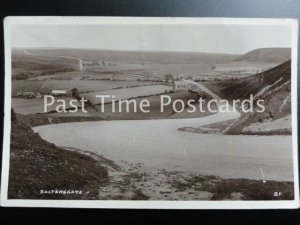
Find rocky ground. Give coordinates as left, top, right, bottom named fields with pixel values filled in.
left=76, top=148, right=294, bottom=201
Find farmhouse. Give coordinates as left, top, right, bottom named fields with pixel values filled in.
left=22, top=91, right=35, bottom=98
left=173, top=80, right=189, bottom=91
left=51, top=90, right=67, bottom=97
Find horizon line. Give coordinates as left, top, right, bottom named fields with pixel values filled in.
left=11, top=46, right=292, bottom=55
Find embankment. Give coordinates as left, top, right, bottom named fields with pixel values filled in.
left=9, top=110, right=109, bottom=199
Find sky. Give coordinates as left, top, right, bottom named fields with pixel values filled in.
left=11, top=23, right=291, bottom=54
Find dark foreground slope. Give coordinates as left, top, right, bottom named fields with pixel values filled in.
left=8, top=111, right=108, bottom=199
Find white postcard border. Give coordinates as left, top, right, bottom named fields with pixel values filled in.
left=1, top=16, right=299, bottom=209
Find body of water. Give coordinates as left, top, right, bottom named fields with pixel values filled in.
left=33, top=112, right=293, bottom=181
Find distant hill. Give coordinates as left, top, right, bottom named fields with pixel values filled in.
left=13, top=48, right=239, bottom=65
left=12, top=48, right=240, bottom=79
left=233, top=48, right=291, bottom=64
left=12, top=47, right=292, bottom=80
left=12, top=51, right=77, bottom=80
left=214, top=48, right=291, bottom=74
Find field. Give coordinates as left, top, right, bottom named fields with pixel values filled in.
left=12, top=48, right=239, bottom=81
left=12, top=48, right=291, bottom=81
left=12, top=97, right=82, bottom=115
left=81, top=84, right=173, bottom=104
left=12, top=80, right=160, bottom=96
left=93, top=90, right=213, bottom=120
left=11, top=47, right=292, bottom=123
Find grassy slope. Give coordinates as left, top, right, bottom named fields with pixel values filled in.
left=12, top=50, right=77, bottom=80
left=206, top=60, right=291, bottom=100
left=213, top=48, right=291, bottom=74
left=94, top=90, right=214, bottom=120
left=13, top=90, right=214, bottom=122
left=8, top=112, right=108, bottom=199
left=232, top=48, right=291, bottom=64
left=203, top=60, right=291, bottom=135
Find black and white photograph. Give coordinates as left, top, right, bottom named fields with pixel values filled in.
left=1, top=17, right=298, bottom=209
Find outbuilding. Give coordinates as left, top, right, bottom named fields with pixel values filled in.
left=51, top=90, right=67, bottom=97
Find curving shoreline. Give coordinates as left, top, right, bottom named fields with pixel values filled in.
left=32, top=83, right=293, bottom=182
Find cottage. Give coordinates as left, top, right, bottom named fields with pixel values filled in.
left=173, top=80, right=188, bottom=91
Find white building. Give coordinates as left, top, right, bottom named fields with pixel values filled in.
left=51, top=90, right=67, bottom=96
left=173, top=80, right=189, bottom=91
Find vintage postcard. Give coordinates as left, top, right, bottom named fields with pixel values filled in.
left=1, top=17, right=299, bottom=208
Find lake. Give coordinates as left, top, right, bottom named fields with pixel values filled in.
left=33, top=111, right=294, bottom=181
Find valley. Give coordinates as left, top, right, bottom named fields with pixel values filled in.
left=9, top=47, right=294, bottom=200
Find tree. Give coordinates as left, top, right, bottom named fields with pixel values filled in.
left=164, top=74, right=174, bottom=82
left=71, top=88, right=79, bottom=99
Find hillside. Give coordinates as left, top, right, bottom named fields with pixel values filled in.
left=233, top=48, right=291, bottom=64
left=222, top=60, right=292, bottom=135
left=198, top=60, right=292, bottom=135
left=12, top=48, right=240, bottom=80
left=207, top=60, right=291, bottom=101
left=8, top=110, right=109, bottom=199
left=15, top=48, right=239, bottom=65
left=12, top=51, right=77, bottom=80
left=214, top=48, right=291, bottom=74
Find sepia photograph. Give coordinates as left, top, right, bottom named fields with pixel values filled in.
left=1, top=17, right=298, bottom=208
